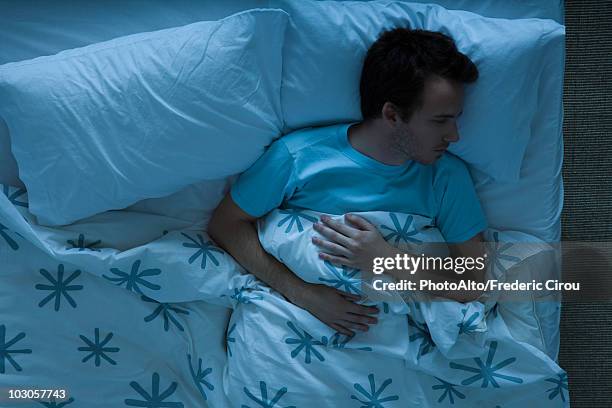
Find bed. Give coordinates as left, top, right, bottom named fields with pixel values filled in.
left=0, top=1, right=567, bottom=407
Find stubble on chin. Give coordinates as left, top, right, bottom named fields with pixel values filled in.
left=391, top=128, right=419, bottom=161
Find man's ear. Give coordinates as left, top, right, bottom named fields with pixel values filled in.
left=381, top=102, right=401, bottom=126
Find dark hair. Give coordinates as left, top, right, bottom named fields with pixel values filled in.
left=360, top=28, right=478, bottom=121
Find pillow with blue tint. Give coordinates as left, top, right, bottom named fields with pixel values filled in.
left=272, top=0, right=564, bottom=182
left=0, top=9, right=287, bottom=226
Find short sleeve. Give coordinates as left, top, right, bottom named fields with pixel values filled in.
left=433, top=154, right=487, bottom=243
left=230, top=139, right=296, bottom=217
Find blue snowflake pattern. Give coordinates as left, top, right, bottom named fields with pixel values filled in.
left=102, top=260, right=161, bottom=294
left=319, top=261, right=362, bottom=294
left=227, top=323, right=236, bottom=357
left=0, top=324, right=32, bottom=373
left=380, top=213, right=420, bottom=246
left=488, top=232, right=522, bottom=273
left=78, top=328, right=119, bottom=367
left=545, top=372, right=569, bottom=402
left=141, top=296, right=190, bottom=332
left=35, top=264, right=83, bottom=311
left=242, top=381, right=296, bottom=408
left=125, top=372, right=184, bottom=407
left=449, top=341, right=524, bottom=388
left=382, top=302, right=390, bottom=314
left=407, top=315, right=435, bottom=358
left=0, top=222, right=19, bottom=251
left=66, top=234, right=101, bottom=251
left=351, top=373, right=399, bottom=407
left=457, top=308, right=480, bottom=335
left=277, top=208, right=318, bottom=233
left=432, top=377, right=466, bottom=404
left=181, top=233, right=224, bottom=270
left=284, top=321, right=325, bottom=364
left=2, top=184, right=28, bottom=208
left=322, top=332, right=373, bottom=352
left=228, top=288, right=263, bottom=304
left=36, top=397, right=75, bottom=407
left=187, top=354, right=214, bottom=401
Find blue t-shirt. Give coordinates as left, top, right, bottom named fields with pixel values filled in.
left=231, top=123, right=487, bottom=243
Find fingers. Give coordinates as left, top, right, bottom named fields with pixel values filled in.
left=341, top=320, right=369, bottom=332
left=346, top=312, right=378, bottom=325
left=312, top=236, right=351, bottom=258
left=335, top=289, right=379, bottom=316
left=313, top=221, right=352, bottom=248
left=337, top=293, right=379, bottom=332
left=341, top=312, right=378, bottom=332
left=330, top=322, right=354, bottom=337
left=345, top=213, right=376, bottom=231
left=349, top=303, right=380, bottom=316
left=320, top=215, right=360, bottom=238
left=318, top=252, right=354, bottom=267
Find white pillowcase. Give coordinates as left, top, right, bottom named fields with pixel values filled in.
left=0, top=9, right=288, bottom=226
left=272, top=0, right=565, bottom=182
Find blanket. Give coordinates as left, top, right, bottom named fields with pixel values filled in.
left=0, top=184, right=568, bottom=407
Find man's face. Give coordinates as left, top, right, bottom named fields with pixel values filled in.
left=391, top=76, right=465, bottom=164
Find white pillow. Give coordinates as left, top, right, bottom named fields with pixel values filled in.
left=0, top=9, right=288, bottom=226
left=272, top=0, right=564, bottom=182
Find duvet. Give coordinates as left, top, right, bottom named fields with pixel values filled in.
left=0, top=184, right=568, bottom=407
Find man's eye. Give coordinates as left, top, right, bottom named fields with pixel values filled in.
left=432, top=119, right=446, bottom=124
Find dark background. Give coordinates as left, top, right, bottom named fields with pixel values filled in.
left=560, top=0, right=612, bottom=406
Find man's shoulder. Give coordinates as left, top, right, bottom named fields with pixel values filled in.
left=433, top=152, right=470, bottom=176
left=431, top=152, right=473, bottom=188
left=279, top=123, right=347, bottom=155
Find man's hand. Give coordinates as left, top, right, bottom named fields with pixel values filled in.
left=290, top=282, right=380, bottom=337
left=312, top=213, right=390, bottom=272
left=312, top=212, right=487, bottom=303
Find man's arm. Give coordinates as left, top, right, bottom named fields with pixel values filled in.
left=208, top=193, right=305, bottom=302
left=208, top=193, right=379, bottom=335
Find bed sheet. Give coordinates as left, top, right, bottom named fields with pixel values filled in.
left=0, top=250, right=232, bottom=408
left=0, top=181, right=275, bottom=407
left=0, top=185, right=237, bottom=407
left=0, top=184, right=568, bottom=407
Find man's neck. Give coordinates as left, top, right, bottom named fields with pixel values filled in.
left=348, top=120, right=408, bottom=166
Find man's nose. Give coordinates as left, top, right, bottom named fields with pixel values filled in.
left=444, top=123, right=460, bottom=143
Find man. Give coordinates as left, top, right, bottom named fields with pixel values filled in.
left=208, top=28, right=487, bottom=336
